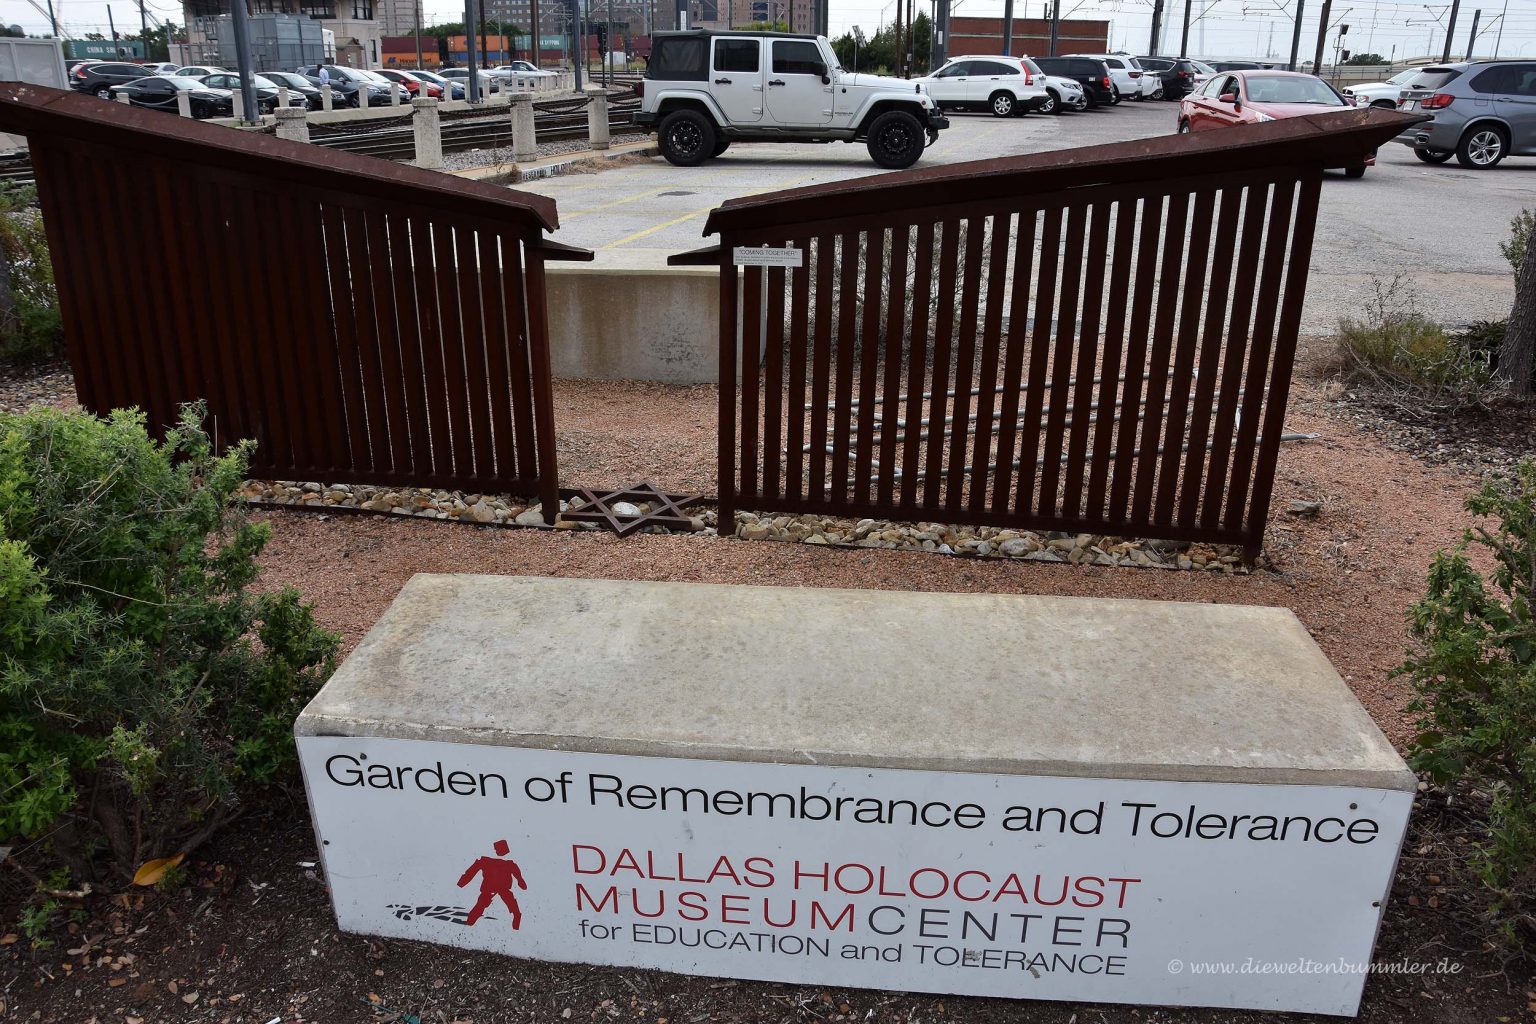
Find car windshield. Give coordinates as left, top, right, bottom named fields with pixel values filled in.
left=413, top=71, right=445, bottom=83
left=331, top=67, right=368, bottom=82
left=1243, top=74, right=1342, bottom=104
left=249, top=74, right=279, bottom=88
left=1404, top=68, right=1461, bottom=90
left=1386, top=69, right=1416, bottom=85
left=359, top=70, right=392, bottom=84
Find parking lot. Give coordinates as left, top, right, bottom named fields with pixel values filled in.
left=521, top=99, right=1531, bottom=333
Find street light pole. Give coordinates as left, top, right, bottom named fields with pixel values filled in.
left=227, top=0, right=260, bottom=123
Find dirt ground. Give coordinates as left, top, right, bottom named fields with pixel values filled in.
left=3, top=347, right=1534, bottom=1023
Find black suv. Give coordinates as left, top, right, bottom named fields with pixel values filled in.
left=1031, top=56, right=1116, bottom=107
left=1136, top=56, right=1201, bottom=99
left=70, top=60, right=154, bottom=99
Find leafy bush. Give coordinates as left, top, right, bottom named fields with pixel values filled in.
left=1401, top=459, right=1536, bottom=947
left=1334, top=274, right=1500, bottom=408
left=0, top=184, right=63, bottom=364
left=1500, top=208, right=1533, bottom=276
left=0, top=402, right=339, bottom=885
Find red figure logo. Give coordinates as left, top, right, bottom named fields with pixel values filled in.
left=457, top=839, right=528, bottom=928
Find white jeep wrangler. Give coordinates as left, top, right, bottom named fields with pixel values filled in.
left=635, top=30, right=950, bottom=169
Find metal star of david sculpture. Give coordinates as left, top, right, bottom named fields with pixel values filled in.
left=561, top=481, right=705, bottom=538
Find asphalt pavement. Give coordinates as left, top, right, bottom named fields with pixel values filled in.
left=517, top=99, right=1533, bottom=333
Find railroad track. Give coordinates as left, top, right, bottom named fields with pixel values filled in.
left=0, top=160, right=35, bottom=185
left=312, top=105, right=645, bottom=160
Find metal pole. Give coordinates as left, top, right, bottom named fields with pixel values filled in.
left=1049, top=0, right=1059, bottom=54
left=571, top=0, right=583, bottom=86
left=479, top=0, right=488, bottom=63
left=137, top=0, right=149, bottom=58
left=1312, top=0, right=1330, bottom=71
left=227, top=0, right=259, bottom=121
left=1001, top=0, right=1012, bottom=54
left=1179, top=0, right=1191, bottom=55
left=894, top=0, right=903, bottom=76
left=465, top=0, right=481, bottom=101
left=107, top=5, right=120, bottom=56
left=415, top=0, right=423, bottom=66
left=1464, top=7, right=1478, bottom=57
left=531, top=0, right=540, bottom=65
left=1440, top=0, right=1459, bottom=60
left=44, top=0, right=58, bottom=37
left=1492, top=0, right=1506, bottom=55
left=932, top=0, right=948, bottom=64
left=1148, top=0, right=1163, bottom=52
left=606, top=0, right=613, bottom=83
left=1287, top=0, right=1304, bottom=70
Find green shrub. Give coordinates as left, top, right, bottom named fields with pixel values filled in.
left=1500, top=208, right=1533, bottom=275
left=1401, top=459, right=1536, bottom=947
left=0, top=402, right=339, bottom=885
left=1334, top=274, right=1499, bottom=407
left=0, top=184, right=63, bottom=364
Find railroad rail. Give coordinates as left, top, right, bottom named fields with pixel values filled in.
left=313, top=104, right=644, bottom=160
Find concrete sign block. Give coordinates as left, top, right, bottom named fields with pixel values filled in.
left=297, top=576, right=1414, bottom=1016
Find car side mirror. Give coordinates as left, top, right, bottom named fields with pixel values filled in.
left=1219, top=92, right=1239, bottom=108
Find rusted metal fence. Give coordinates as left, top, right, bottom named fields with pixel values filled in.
left=0, top=84, right=589, bottom=520
left=676, top=108, right=1418, bottom=555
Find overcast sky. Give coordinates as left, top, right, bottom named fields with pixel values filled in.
left=7, top=0, right=1536, bottom=59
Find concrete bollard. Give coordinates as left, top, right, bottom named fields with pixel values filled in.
left=390, top=83, right=401, bottom=106
left=231, top=89, right=244, bottom=120
left=359, top=86, right=369, bottom=109
left=116, top=90, right=131, bottom=103
left=277, top=85, right=289, bottom=109
left=411, top=95, right=443, bottom=169
left=176, top=90, right=192, bottom=117
left=585, top=84, right=609, bottom=151
left=274, top=105, right=310, bottom=143
left=321, top=84, right=333, bottom=111
left=509, top=91, right=537, bottom=162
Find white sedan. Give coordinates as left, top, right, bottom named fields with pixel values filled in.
left=1342, top=68, right=1418, bottom=109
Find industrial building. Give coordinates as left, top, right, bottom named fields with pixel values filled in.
left=182, top=0, right=381, bottom=68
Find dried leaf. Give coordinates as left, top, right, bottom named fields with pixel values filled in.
left=108, top=978, right=128, bottom=988
left=0, top=934, right=17, bottom=946
left=132, top=854, right=186, bottom=887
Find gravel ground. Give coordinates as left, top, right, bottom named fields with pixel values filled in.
left=0, top=360, right=74, bottom=414
left=441, top=128, right=650, bottom=173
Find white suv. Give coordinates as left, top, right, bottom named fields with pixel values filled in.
left=914, top=55, right=1050, bottom=117
left=1063, top=53, right=1155, bottom=101
left=1342, top=69, right=1419, bottom=109
left=637, top=31, right=949, bottom=169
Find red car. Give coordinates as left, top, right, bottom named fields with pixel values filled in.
left=1177, top=70, right=1372, bottom=177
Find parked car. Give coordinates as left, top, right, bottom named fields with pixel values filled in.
left=198, top=72, right=308, bottom=113
left=174, top=65, right=226, bottom=78
left=71, top=61, right=155, bottom=99
left=491, top=60, right=556, bottom=78
left=1063, top=53, right=1152, bottom=102
left=1395, top=60, right=1536, bottom=169
left=1031, top=56, right=1116, bottom=107
left=1187, top=58, right=1218, bottom=88
left=438, top=67, right=496, bottom=90
left=297, top=64, right=394, bottom=107
left=409, top=68, right=466, bottom=99
left=1136, top=55, right=1202, bottom=99
left=261, top=70, right=325, bottom=109
left=1179, top=70, right=1372, bottom=176
left=108, top=75, right=234, bottom=118
left=146, top=61, right=181, bottom=76
left=1209, top=60, right=1268, bottom=72
left=1039, top=73, right=1088, bottom=113
left=913, top=55, right=1049, bottom=117
left=638, top=30, right=947, bottom=168
left=373, top=67, right=442, bottom=97
left=1342, top=68, right=1420, bottom=109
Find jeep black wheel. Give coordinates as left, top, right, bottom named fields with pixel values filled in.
left=865, top=109, right=925, bottom=170
left=711, top=139, right=730, bottom=157
left=1039, top=90, right=1059, bottom=115
left=989, top=90, right=1016, bottom=117
left=658, top=109, right=716, bottom=167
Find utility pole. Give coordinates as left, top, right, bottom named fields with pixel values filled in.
left=415, top=0, right=423, bottom=66
left=1311, top=0, right=1330, bottom=71
left=227, top=0, right=259, bottom=122
left=1001, top=0, right=1013, bottom=54
left=606, top=0, right=613, bottom=83
left=107, top=5, right=121, bottom=56
left=571, top=0, right=583, bottom=86
left=465, top=0, right=481, bottom=101
left=905, top=0, right=914, bottom=72
left=1179, top=0, right=1191, bottom=55
left=1287, top=0, right=1305, bottom=70
left=44, top=0, right=57, bottom=37
left=1493, top=0, right=1506, bottom=55
left=1049, top=0, right=1059, bottom=53
left=1440, top=0, right=1459, bottom=61
left=1148, top=0, right=1163, bottom=53
left=532, top=0, right=541, bottom=66
left=136, top=0, right=149, bottom=59
left=1464, top=7, right=1479, bottom=57
left=894, top=0, right=903, bottom=77
left=479, top=0, right=488, bottom=63
left=932, top=0, right=948, bottom=65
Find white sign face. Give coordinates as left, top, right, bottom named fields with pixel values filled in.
left=299, top=737, right=1410, bottom=1016
left=732, top=245, right=805, bottom=268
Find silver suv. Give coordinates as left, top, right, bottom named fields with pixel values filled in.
left=1395, top=60, right=1536, bottom=168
